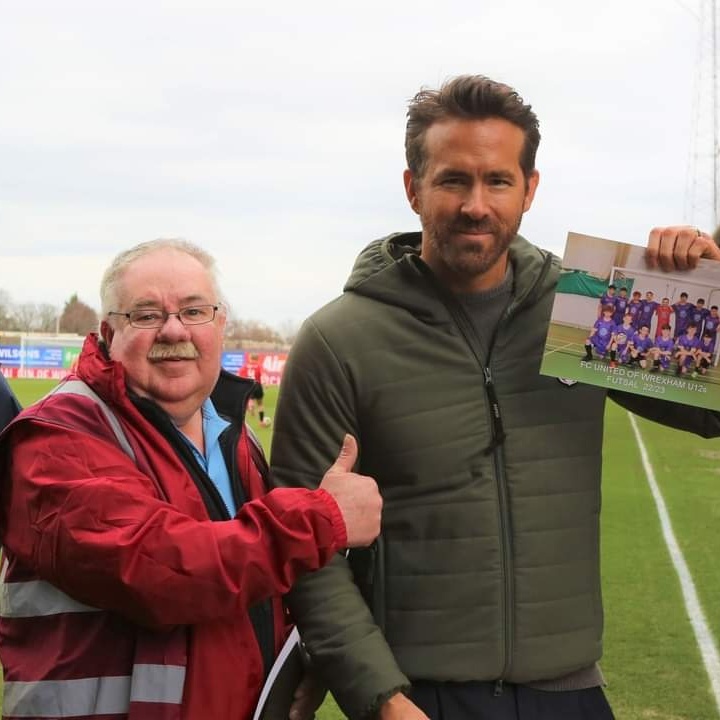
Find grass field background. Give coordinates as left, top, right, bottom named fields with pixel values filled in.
left=7, top=378, right=720, bottom=719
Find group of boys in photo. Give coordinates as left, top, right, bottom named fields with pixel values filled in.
left=584, top=283, right=720, bottom=377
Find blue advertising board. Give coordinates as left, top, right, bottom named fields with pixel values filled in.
left=0, top=345, right=65, bottom=368
left=221, top=350, right=246, bottom=374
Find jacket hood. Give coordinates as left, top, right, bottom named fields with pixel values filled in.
left=343, top=232, right=559, bottom=319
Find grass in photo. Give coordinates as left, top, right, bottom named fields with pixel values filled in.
left=541, top=232, right=720, bottom=411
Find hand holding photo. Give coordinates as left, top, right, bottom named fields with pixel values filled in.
left=540, top=231, right=720, bottom=411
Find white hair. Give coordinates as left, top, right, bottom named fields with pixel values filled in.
left=100, top=238, right=227, bottom=320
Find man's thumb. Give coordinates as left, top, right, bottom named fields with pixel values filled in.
left=330, top=434, right=358, bottom=473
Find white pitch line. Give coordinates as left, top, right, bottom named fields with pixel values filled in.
left=628, top=412, right=720, bottom=714
left=544, top=341, right=576, bottom=356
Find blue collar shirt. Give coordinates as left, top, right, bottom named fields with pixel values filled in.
left=182, top=398, right=236, bottom=517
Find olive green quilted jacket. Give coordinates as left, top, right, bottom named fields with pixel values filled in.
left=270, top=232, right=720, bottom=720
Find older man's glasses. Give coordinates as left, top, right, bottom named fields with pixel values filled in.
left=108, top=305, right=220, bottom=329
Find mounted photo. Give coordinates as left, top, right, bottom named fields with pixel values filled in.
left=540, top=231, right=720, bottom=411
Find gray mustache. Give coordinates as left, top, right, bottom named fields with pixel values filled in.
left=147, top=342, right=200, bottom=361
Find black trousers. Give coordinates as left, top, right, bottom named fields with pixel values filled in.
left=410, top=681, right=616, bottom=720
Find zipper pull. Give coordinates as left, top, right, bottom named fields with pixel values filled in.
left=494, top=679, right=504, bottom=696
left=366, top=542, right=377, bottom=585
left=483, top=366, right=507, bottom=455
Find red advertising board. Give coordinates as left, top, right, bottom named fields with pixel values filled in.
left=237, top=352, right=288, bottom=386
left=2, top=367, right=70, bottom=380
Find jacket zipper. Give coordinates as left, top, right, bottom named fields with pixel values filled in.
left=429, top=295, right=515, bottom=681
left=489, top=250, right=555, bottom=684
left=412, top=250, right=554, bottom=684
left=485, top=251, right=554, bottom=683
left=220, top=427, right=275, bottom=680
left=484, top=365, right=513, bottom=683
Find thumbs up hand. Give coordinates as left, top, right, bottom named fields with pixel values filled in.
left=319, top=434, right=382, bottom=548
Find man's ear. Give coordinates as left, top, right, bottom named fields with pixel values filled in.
left=100, top=320, right=114, bottom=349
left=523, top=169, right=540, bottom=213
left=403, top=169, right=420, bottom=214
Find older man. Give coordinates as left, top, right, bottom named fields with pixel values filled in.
left=271, top=74, right=720, bottom=720
left=0, top=239, right=382, bottom=720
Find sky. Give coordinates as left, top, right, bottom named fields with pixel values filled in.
left=0, top=0, right=715, bottom=329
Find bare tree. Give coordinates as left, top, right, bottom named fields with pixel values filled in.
left=11, top=303, right=41, bottom=332
left=0, top=289, right=13, bottom=330
left=226, top=318, right=283, bottom=344
left=224, top=309, right=243, bottom=340
left=36, top=303, right=60, bottom=333
left=277, top=318, right=300, bottom=345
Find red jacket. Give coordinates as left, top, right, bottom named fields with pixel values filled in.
left=0, top=334, right=346, bottom=720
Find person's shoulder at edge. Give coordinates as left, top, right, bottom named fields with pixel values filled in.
left=0, top=373, right=21, bottom=430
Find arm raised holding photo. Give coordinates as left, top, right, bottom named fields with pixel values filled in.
left=610, top=224, right=720, bottom=429
left=646, top=225, right=720, bottom=271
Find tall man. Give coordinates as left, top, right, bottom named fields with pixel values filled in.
left=271, top=75, right=720, bottom=720
left=0, top=239, right=382, bottom=720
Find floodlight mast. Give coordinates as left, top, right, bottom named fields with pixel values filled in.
left=713, top=0, right=719, bottom=227
left=684, top=0, right=720, bottom=230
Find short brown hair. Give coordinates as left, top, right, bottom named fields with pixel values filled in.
left=405, top=75, right=540, bottom=181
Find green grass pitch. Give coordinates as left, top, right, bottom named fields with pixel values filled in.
left=6, top=379, right=720, bottom=719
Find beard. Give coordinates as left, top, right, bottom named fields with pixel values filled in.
left=422, top=210, right=523, bottom=283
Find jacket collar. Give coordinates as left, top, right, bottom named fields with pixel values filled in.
left=76, top=333, right=254, bottom=427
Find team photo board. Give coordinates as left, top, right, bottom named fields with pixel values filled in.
left=540, top=231, right=720, bottom=411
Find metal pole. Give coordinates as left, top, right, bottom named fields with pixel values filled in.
left=714, top=0, right=719, bottom=227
